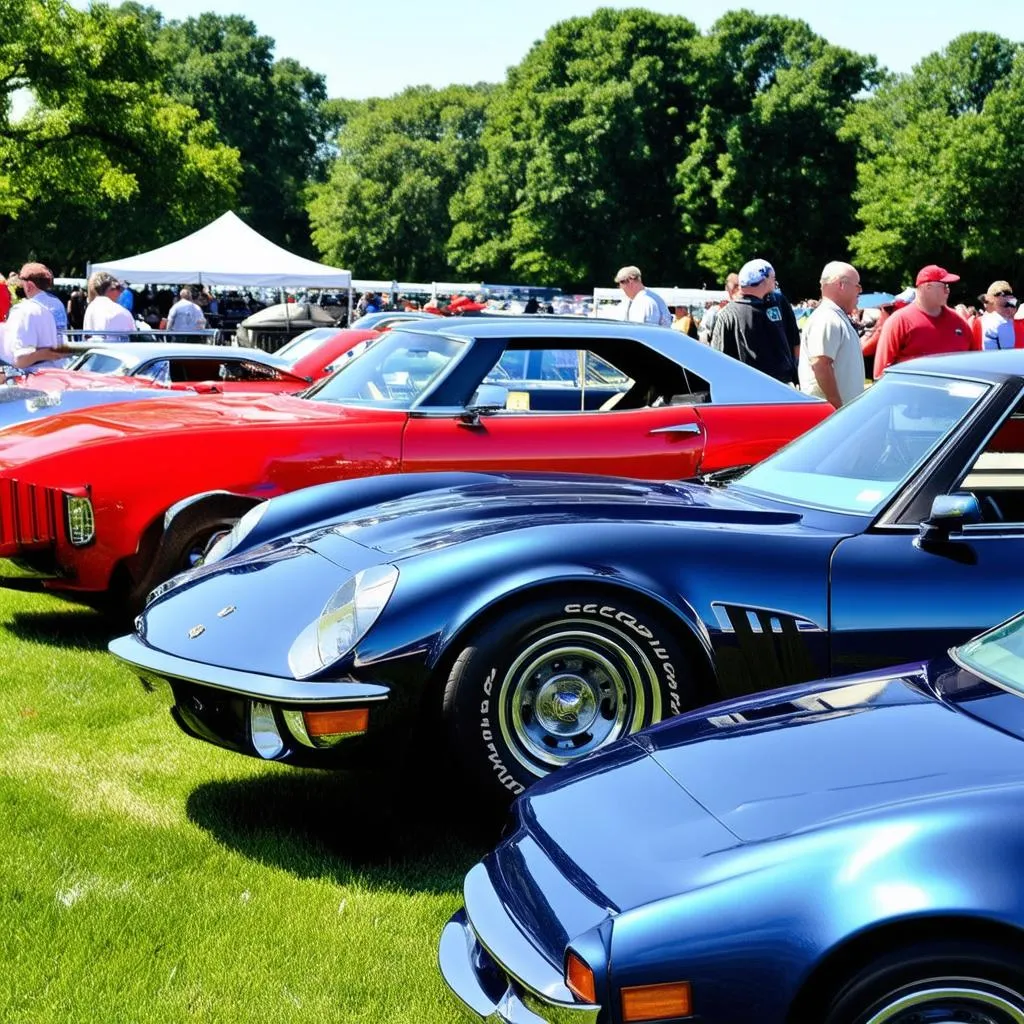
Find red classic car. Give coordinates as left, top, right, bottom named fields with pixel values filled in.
left=0, top=318, right=829, bottom=611
left=269, top=327, right=380, bottom=379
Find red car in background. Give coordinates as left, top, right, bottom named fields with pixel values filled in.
left=0, top=318, right=828, bottom=612
left=270, top=327, right=380, bottom=379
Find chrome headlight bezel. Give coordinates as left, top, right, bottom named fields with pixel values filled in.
left=288, top=564, right=399, bottom=678
left=203, top=501, right=269, bottom=566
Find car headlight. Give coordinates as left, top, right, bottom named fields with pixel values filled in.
left=64, top=492, right=95, bottom=547
left=288, top=564, right=399, bottom=678
left=203, top=501, right=269, bottom=565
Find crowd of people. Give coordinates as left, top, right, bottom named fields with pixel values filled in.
left=613, top=258, right=1021, bottom=409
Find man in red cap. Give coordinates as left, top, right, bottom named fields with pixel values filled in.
left=873, top=265, right=977, bottom=378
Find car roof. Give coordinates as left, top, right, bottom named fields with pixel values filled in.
left=387, top=316, right=820, bottom=405
left=887, top=349, right=1024, bottom=384
left=78, top=343, right=291, bottom=370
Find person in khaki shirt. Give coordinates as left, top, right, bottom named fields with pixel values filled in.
left=798, top=261, right=865, bottom=407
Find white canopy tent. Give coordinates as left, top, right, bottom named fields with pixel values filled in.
left=90, top=211, right=351, bottom=289
left=592, top=286, right=728, bottom=317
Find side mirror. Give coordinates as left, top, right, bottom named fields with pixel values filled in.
left=460, top=383, right=509, bottom=427
left=467, top=383, right=509, bottom=411
left=919, top=492, right=982, bottom=544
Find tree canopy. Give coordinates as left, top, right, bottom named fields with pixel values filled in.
left=307, top=84, right=493, bottom=280
left=0, top=0, right=239, bottom=274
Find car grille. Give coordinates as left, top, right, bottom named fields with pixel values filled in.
left=0, top=479, right=60, bottom=550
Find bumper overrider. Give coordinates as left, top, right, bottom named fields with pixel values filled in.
left=440, top=863, right=600, bottom=1024
left=109, top=633, right=391, bottom=765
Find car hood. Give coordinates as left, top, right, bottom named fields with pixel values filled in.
left=0, top=391, right=354, bottom=465
left=515, top=664, right=1024, bottom=912
left=0, top=384, right=173, bottom=432
left=307, top=474, right=803, bottom=562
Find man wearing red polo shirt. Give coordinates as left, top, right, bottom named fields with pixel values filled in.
left=873, top=264, right=977, bottom=379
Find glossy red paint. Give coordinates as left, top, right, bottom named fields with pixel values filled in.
left=0, top=388, right=828, bottom=602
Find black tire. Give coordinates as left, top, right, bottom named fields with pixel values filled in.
left=824, top=941, right=1024, bottom=1024
left=442, top=593, right=692, bottom=804
left=126, top=501, right=248, bottom=614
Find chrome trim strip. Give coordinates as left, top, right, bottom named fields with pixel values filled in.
left=108, top=634, right=390, bottom=704
left=648, top=422, right=701, bottom=435
left=463, top=863, right=576, bottom=1005
left=440, top=909, right=600, bottom=1024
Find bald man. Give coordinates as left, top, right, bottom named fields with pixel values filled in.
left=797, top=260, right=865, bottom=407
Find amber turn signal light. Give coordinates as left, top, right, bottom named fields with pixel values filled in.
left=565, top=952, right=596, bottom=1003
left=303, top=707, right=369, bottom=738
left=621, top=981, right=692, bottom=1022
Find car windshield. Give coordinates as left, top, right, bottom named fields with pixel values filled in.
left=956, top=614, right=1024, bottom=696
left=733, top=373, right=991, bottom=515
left=273, top=328, right=340, bottom=365
left=70, top=352, right=130, bottom=375
left=302, top=328, right=465, bottom=408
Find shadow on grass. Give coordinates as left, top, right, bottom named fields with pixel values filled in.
left=186, top=770, right=497, bottom=893
left=6, top=607, right=119, bottom=652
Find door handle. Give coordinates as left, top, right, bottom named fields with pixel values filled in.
left=648, top=423, right=701, bottom=436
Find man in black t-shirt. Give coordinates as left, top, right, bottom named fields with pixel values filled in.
left=710, top=258, right=798, bottom=385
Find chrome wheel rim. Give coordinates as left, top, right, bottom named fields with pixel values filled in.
left=864, top=984, right=1024, bottom=1024
left=498, top=619, right=659, bottom=775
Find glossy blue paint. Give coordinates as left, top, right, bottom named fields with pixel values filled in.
left=442, top=649, right=1024, bottom=1022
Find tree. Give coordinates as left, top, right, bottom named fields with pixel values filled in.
left=448, top=8, right=700, bottom=287
left=678, top=11, right=877, bottom=296
left=845, top=33, right=1024, bottom=289
left=148, top=10, right=338, bottom=255
left=0, top=0, right=239, bottom=275
left=307, top=84, right=493, bottom=280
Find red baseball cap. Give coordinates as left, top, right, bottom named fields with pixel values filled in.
left=915, top=264, right=960, bottom=286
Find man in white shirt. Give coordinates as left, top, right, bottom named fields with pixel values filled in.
left=978, top=280, right=1017, bottom=350
left=84, top=272, right=137, bottom=340
left=797, top=260, right=865, bottom=407
left=166, top=287, right=207, bottom=333
left=613, top=265, right=672, bottom=327
left=5, top=263, right=69, bottom=368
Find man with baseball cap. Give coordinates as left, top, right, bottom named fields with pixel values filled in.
left=978, top=280, right=1017, bottom=351
left=873, top=264, right=976, bottom=378
left=710, top=257, right=798, bottom=384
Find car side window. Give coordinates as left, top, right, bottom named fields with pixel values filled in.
left=136, top=359, right=170, bottom=384
left=959, top=407, right=1024, bottom=524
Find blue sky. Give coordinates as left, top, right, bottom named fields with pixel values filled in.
left=73, top=0, right=1024, bottom=99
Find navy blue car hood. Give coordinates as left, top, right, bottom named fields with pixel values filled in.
left=310, top=474, right=804, bottom=561
left=517, top=666, right=1024, bottom=911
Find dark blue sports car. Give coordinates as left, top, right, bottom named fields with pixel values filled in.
left=440, top=611, right=1024, bottom=1023
left=111, top=350, right=1024, bottom=804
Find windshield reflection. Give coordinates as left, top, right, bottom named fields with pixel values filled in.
left=302, top=329, right=466, bottom=408
left=957, top=615, right=1024, bottom=696
left=733, top=374, right=990, bottom=515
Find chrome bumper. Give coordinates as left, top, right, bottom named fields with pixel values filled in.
left=108, top=633, right=389, bottom=705
left=439, top=865, right=600, bottom=1024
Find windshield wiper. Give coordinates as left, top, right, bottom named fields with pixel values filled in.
left=698, top=464, right=752, bottom=487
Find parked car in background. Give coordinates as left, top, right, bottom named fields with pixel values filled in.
left=111, top=351, right=1024, bottom=801
left=62, top=343, right=314, bottom=394
left=271, top=327, right=381, bottom=379
left=0, top=318, right=826, bottom=613
left=440, top=609, right=1024, bottom=1023
left=349, top=310, right=440, bottom=331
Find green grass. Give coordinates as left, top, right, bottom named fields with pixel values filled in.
left=0, top=588, right=485, bottom=1023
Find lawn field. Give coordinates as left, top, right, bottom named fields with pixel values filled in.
left=0, top=587, right=484, bottom=1023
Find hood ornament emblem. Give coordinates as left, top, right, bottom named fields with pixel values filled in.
left=187, top=625, right=206, bottom=639
left=216, top=605, right=236, bottom=618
